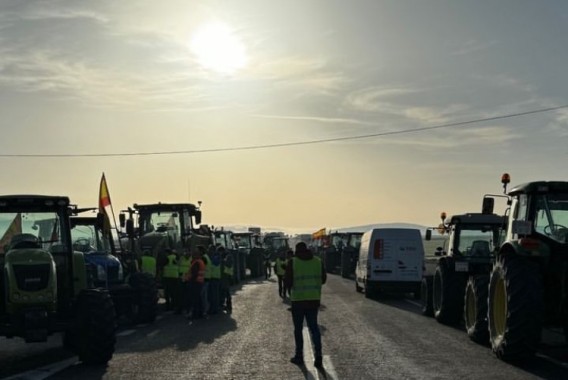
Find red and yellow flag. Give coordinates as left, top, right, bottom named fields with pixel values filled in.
left=99, top=173, right=111, bottom=209
left=0, top=213, right=22, bottom=253
left=312, top=228, right=326, bottom=239
left=98, top=173, right=112, bottom=236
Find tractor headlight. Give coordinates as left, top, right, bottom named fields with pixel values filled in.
left=97, top=265, right=107, bottom=281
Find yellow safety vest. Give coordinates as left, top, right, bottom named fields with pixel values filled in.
left=210, top=257, right=221, bottom=279
left=141, top=255, right=156, bottom=277
left=178, top=256, right=191, bottom=276
left=275, top=257, right=286, bottom=276
left=202, top=254, right=212, bottom=279
left=163, top=254, right=179, bottom=278
left=291, top=257, right=322, bottom=302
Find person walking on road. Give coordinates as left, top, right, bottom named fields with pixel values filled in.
left=161, top=249, right=179, bottom=311
left=285, top=242, right=326, bottom=369
left=208, top=246, right=222, bottom=314
left=201, top=245, right=213, bottom=315
left=264, top=251, right=272, bottom=280
left=220, top=246, right=233, bottom=314
left=275, top=251, right=287, bottom=298
left=283, top=249, right=293, bottom=298
left=177, top=249, right=192, bottom=314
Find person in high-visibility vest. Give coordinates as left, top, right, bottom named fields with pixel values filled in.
left=176, top=249, right=192, bottom=314
left=201, top=245, right=213, bottom=315
left=161, top=248, right=179, bottom=311
left=140, top=250, right=157, bottom=278
left=220, top=247, right=233, bottom=313
left=275, top=251, right=287, bottom=298
left=186, top=246, right=206, bottom=321
left=285, top=242, right=326, bottom=369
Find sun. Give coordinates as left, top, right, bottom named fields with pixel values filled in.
left=190, top=22, right=248, bottom=74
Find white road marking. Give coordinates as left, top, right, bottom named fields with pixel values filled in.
left=147, top=329, right=160, bottom=338
left=303, top=327, right=340, bottom=380
left=3, top=357, right=77, bottom=380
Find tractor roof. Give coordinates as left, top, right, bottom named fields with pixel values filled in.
left=508, top=181, right=568, bottom=196
left=133, top=202, right=199, bottom=213
left=0, top=195, right=70, bottom=210
left=449, top=213, right=505, bottom=225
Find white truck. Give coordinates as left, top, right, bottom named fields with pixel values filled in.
left=355, top=228, right=424, bottom=298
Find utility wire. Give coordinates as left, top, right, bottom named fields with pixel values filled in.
left=2, top=104, right=567, bottom=158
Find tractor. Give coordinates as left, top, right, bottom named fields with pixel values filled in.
left=70, top=212, right=158, bottom=324
left=487, top=174, right=568, bottom=360
left=234, top=230, right=265, bottom=278
left=0, top=195, right=116, bottom=364
left=422, top=209, right=505, bottom=345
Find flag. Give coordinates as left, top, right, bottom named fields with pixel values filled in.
left=312, top=228, right=326, bottom=239
left=99, top=173, right=111, bottom=209
left=98, top=173, right=112, bottom=236
left=0, top=213, right=22, bottom=253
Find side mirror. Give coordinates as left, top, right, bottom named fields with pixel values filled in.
left=195, top=211, right=202, bottom=225
left=425, top=229, right=432, bottom=241
left=119, top=213, right=126, bottom=228
left=482, top=197, right=495, bottom=214
left=126, top=219, right=135, bottom=237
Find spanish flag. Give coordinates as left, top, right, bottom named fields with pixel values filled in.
left=98, top=173, right=112, bottom=236
left=0, top=213, right=22, bottom=253
left=312, top=228, right=326, bottom=239
left=99, top=173, right=111, bottom=209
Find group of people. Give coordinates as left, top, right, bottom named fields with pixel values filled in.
left=273, top=242, right=327, bottom=370
left=141, top=244, right=234, bottom=321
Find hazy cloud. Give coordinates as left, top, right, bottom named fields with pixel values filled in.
left=451, top=39, right=498, bottom=56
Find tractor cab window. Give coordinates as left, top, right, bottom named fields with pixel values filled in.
left=0, top=212, right=67, bottom=254
left=70, top=224, right=110, bottom=253
left=456, top=224, right=500, bottom=257
left=139, top=211, right=182, bottom=246
left=534, top=193, right=568, bottom=243
left=348, top=234, right=362, bottom=249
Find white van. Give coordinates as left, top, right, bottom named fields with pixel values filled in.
left=355, top=228, right=423, bottom=297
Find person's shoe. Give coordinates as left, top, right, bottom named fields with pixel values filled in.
left=314, top=356, right=323, bottom=369
left=290, top=356, right=304, bottom=366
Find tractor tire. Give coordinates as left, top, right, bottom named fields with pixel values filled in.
left=420, top=276, right=433, bottom=316
left=432, top=259, right=466, bottom=325
left=488, top=254, right=543, bottom=361
left=129, top=272, right=158, bottom=324
left=74, top=289, right=117, bottom=364
left=464, top=274, right=489, bottom=344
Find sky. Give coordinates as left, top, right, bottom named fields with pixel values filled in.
left=0, top=0, right=567, bottom=234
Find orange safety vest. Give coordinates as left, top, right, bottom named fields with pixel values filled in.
left=186, top=258, right=205, bottom=283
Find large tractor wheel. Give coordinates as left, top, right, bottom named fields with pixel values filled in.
left=72, top=289, right=117, bottom=364
left=432, top=259, right=466, bottom=325
left=464, top=274, right=489, bottom=344
left=488, top=253, right=543, bottom=361
left=420, top=276, right=433, bottom=316
left=129, top=272, right=158, bottom=324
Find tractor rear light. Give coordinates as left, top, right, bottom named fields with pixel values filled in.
left=519, top=238, right=539, bottom=250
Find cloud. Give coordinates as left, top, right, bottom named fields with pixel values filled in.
left=251, top=113, right=374, bottom=126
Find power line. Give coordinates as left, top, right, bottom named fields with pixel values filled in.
left=2, top=104, right=567, bottom=158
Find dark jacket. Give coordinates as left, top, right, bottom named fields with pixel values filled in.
left=284, top=249, right=326, bottom=308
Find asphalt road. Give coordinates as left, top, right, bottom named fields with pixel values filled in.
left=2, top=275, right=568, bottom=379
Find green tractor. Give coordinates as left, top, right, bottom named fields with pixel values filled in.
left=0, top=195, right=116, bottom=364
left=487, top=174, right=568, bottom=360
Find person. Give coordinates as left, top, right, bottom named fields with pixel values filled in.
left=274, top=251, right=287, bottom=298
left=200, top=245, right=214, bottom=315
left=185, top=245, right=206, bottom=321
left=264, top=251, right=272, bottom=280
left=161, top=248, right=179, bottom=311
left=208, top=246, right=222, bottom=314
left=283, top=249, right=294, bottom=298
left=177, top=248, right=192, bottom=314
left=285, top=242, right=326, bottom=369
left=140, top=250, right=157, bottom=278
left=220, top=246, right=233, bottom=313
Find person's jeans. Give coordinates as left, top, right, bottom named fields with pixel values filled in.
left=291, top=304, right=322, bottom=357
